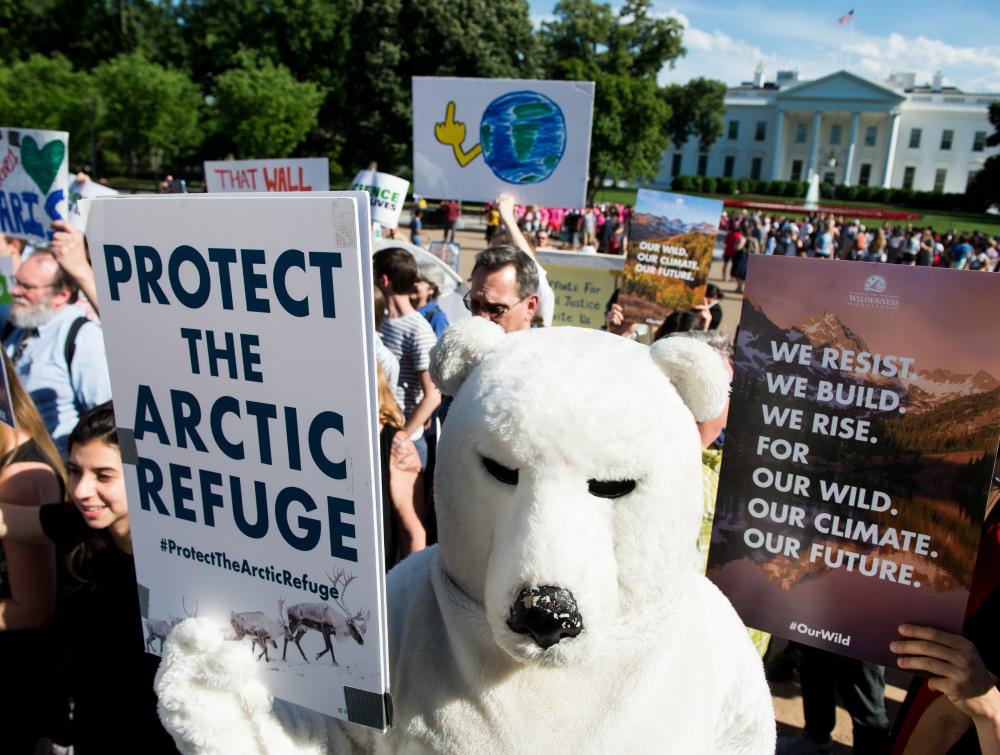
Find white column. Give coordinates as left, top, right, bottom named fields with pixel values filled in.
left=769, top=110, right=785, bottom=180
left=805, top=111, right=822, bottom=179
left=843, top=112, right=860, bottom=186
left=881, top=111, right=901, bottom=188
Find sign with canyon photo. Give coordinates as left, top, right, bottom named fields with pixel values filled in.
left=620, top=189, right=721, bottom=329
left=707, top=256, right=1000, bottom=665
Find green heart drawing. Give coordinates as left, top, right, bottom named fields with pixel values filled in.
left=20, top=135, right=66, bottom=195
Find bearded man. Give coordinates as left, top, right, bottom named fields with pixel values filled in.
left=3, top=251, right=111, bottom=455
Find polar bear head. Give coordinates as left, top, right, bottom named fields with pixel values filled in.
left=430, top=319, right=729, bottom=667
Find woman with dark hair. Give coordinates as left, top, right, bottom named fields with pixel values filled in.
left=0, top=350, right=67, bottom=752
left=653, top=304, right=712, bottom=341
left=705, top=283, right=725, bottom=330
left=0, top=402, right=177, bottom=753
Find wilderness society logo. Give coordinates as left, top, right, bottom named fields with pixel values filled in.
left=848, top=274, right=900, bottom=310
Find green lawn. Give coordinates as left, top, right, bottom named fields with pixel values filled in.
left=593, top=187, right=1000, bottom=236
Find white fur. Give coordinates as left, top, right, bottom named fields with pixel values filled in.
left=428, top=317, right=506, bottom=397
left=157, top=326, right=774, bottom=754
left=649, top=336, right=731, bottom=422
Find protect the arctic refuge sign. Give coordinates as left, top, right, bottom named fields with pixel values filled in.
left=86, top=193, right=390, bottom=728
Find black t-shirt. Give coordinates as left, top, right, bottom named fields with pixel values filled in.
left=40, top=503, right=177, bottom=754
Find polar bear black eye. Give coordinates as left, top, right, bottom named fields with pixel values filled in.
left=587, top=479, right=636, bottom=499
left=482, top=456, right=519, bottom=486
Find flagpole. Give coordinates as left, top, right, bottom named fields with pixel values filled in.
left=847, top=16, right=854, bottom=71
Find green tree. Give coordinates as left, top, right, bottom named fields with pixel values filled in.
left=0, top=0, right=185, bottom=69
left=966, top=102, right=1000, bottom=212
left=541, top=0, right=726, bottom=198
left=211, top=54, right=324, bottom=158
left=339, top=0, right=539, bottom=173
left=0, top=54, right=94, bottom=159
left=176, top=0, right=350, bottom=168
left=540, top=0, right=686, bottom=196
left=92, top=52, right=202, bottom=174
left=662, top=77, right=726, bottom=153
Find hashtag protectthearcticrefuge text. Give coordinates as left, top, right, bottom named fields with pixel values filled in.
left=158, top=538, right=340, bottom=601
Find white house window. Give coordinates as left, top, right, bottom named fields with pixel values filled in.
left=934, top=168, right=947, bottom=192
left=858, top=164, right=872, bottom=186
left=790, top=160, right=803, bottom=181
left=671, top=153, right=683, bottom=176
left=697, top=153, right=708, bottom=176
left=973, top=131, right=986, bottom=152
left=727, top=121, right=739, bottom=140
left=723, top=155, right=735, bottom=177
left=940, top=130, right=954, bottom=150
left=909, top=128, right=922, bottom=149
left=795, top=123, right=807, bottom=143
left=864, top=126, right=877, bottom=147
left=830, top=124, right=842, bottom=145
left=750, top=157, right=762, bottom=180
left=755, top=121, right=766, bottom=141
left=902, top=166, right=916, bottom=189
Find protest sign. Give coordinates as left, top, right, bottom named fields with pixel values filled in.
left=68, top=176, right=118, bottom=232
left=620, top=189, right=721, bottom=329
left=412, top=77, right=594, bottom=208
left=0, top=256, right=14, bottom=427
left=204, top=158, right=330, bottom=193
left=0, top=255, right=12, bottom=309
left=0, top=127, right=69, bottom=243
left=707, top=256, right=1000, bottom=665
left=352, top=169, right=409, bottom=229
left=86, top=192, right=391, bottom=727
left=537, top=250, right=623, bottom=329
left=428, top=241, right=461, bottom=273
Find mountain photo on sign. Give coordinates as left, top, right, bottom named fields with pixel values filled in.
left=434, top=91, right=567, bottom=184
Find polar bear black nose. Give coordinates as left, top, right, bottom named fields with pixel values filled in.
left=507, top=586, right=584, bottom=649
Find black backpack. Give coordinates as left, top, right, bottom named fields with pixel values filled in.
left=2, top=316, right=88, bottom=366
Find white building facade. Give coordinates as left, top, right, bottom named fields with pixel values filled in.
left=655, top=68, right=1000, bottom=194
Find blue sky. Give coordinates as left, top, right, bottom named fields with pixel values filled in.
left=528, top=1, right=1000, bottom=93
left=636, top=189, right=722, bottom=225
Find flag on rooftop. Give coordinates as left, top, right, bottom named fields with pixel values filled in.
left=838, top=9, right=855, bottom=25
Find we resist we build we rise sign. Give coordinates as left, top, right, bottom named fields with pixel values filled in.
left=708, top=256, right=1000, bottom=666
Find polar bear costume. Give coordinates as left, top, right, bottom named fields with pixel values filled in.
left=156, top=320, right=775, bottom=754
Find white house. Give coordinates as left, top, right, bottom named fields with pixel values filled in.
left=655, top=67, right=1000, bottom=194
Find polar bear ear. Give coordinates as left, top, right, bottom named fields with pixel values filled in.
left=430, top=317, right=507, bottom=395
left=648, top=336, right=730, bottom=421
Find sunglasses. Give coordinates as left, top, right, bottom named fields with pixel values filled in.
left=463, top=291, right=528, bottom=320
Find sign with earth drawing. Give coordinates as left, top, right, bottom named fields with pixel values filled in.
left=412, top=77, right=595, bottom=208
left=0, top=127, right=69, bottom=244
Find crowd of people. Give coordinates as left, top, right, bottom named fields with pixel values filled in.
left=0, top=179, right=996, bottom=755
left=409, top=200, right=632, bottom=255
left=721, top=209, right=1000, bottom=271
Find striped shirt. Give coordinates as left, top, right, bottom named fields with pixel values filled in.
left=378, top=311, right=436, bottom=419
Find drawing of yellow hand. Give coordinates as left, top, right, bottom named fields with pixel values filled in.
left=435, top=101, right=482, bottom=168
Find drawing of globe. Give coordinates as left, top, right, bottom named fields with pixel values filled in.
left=479, top=91, right=567, bottom=185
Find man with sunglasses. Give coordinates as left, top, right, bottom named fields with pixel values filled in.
left=465, top=246, right=542, bottom=333
left=3, top=251, right=111, bottom=456
left=465, top=195, right=554, bottom=333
